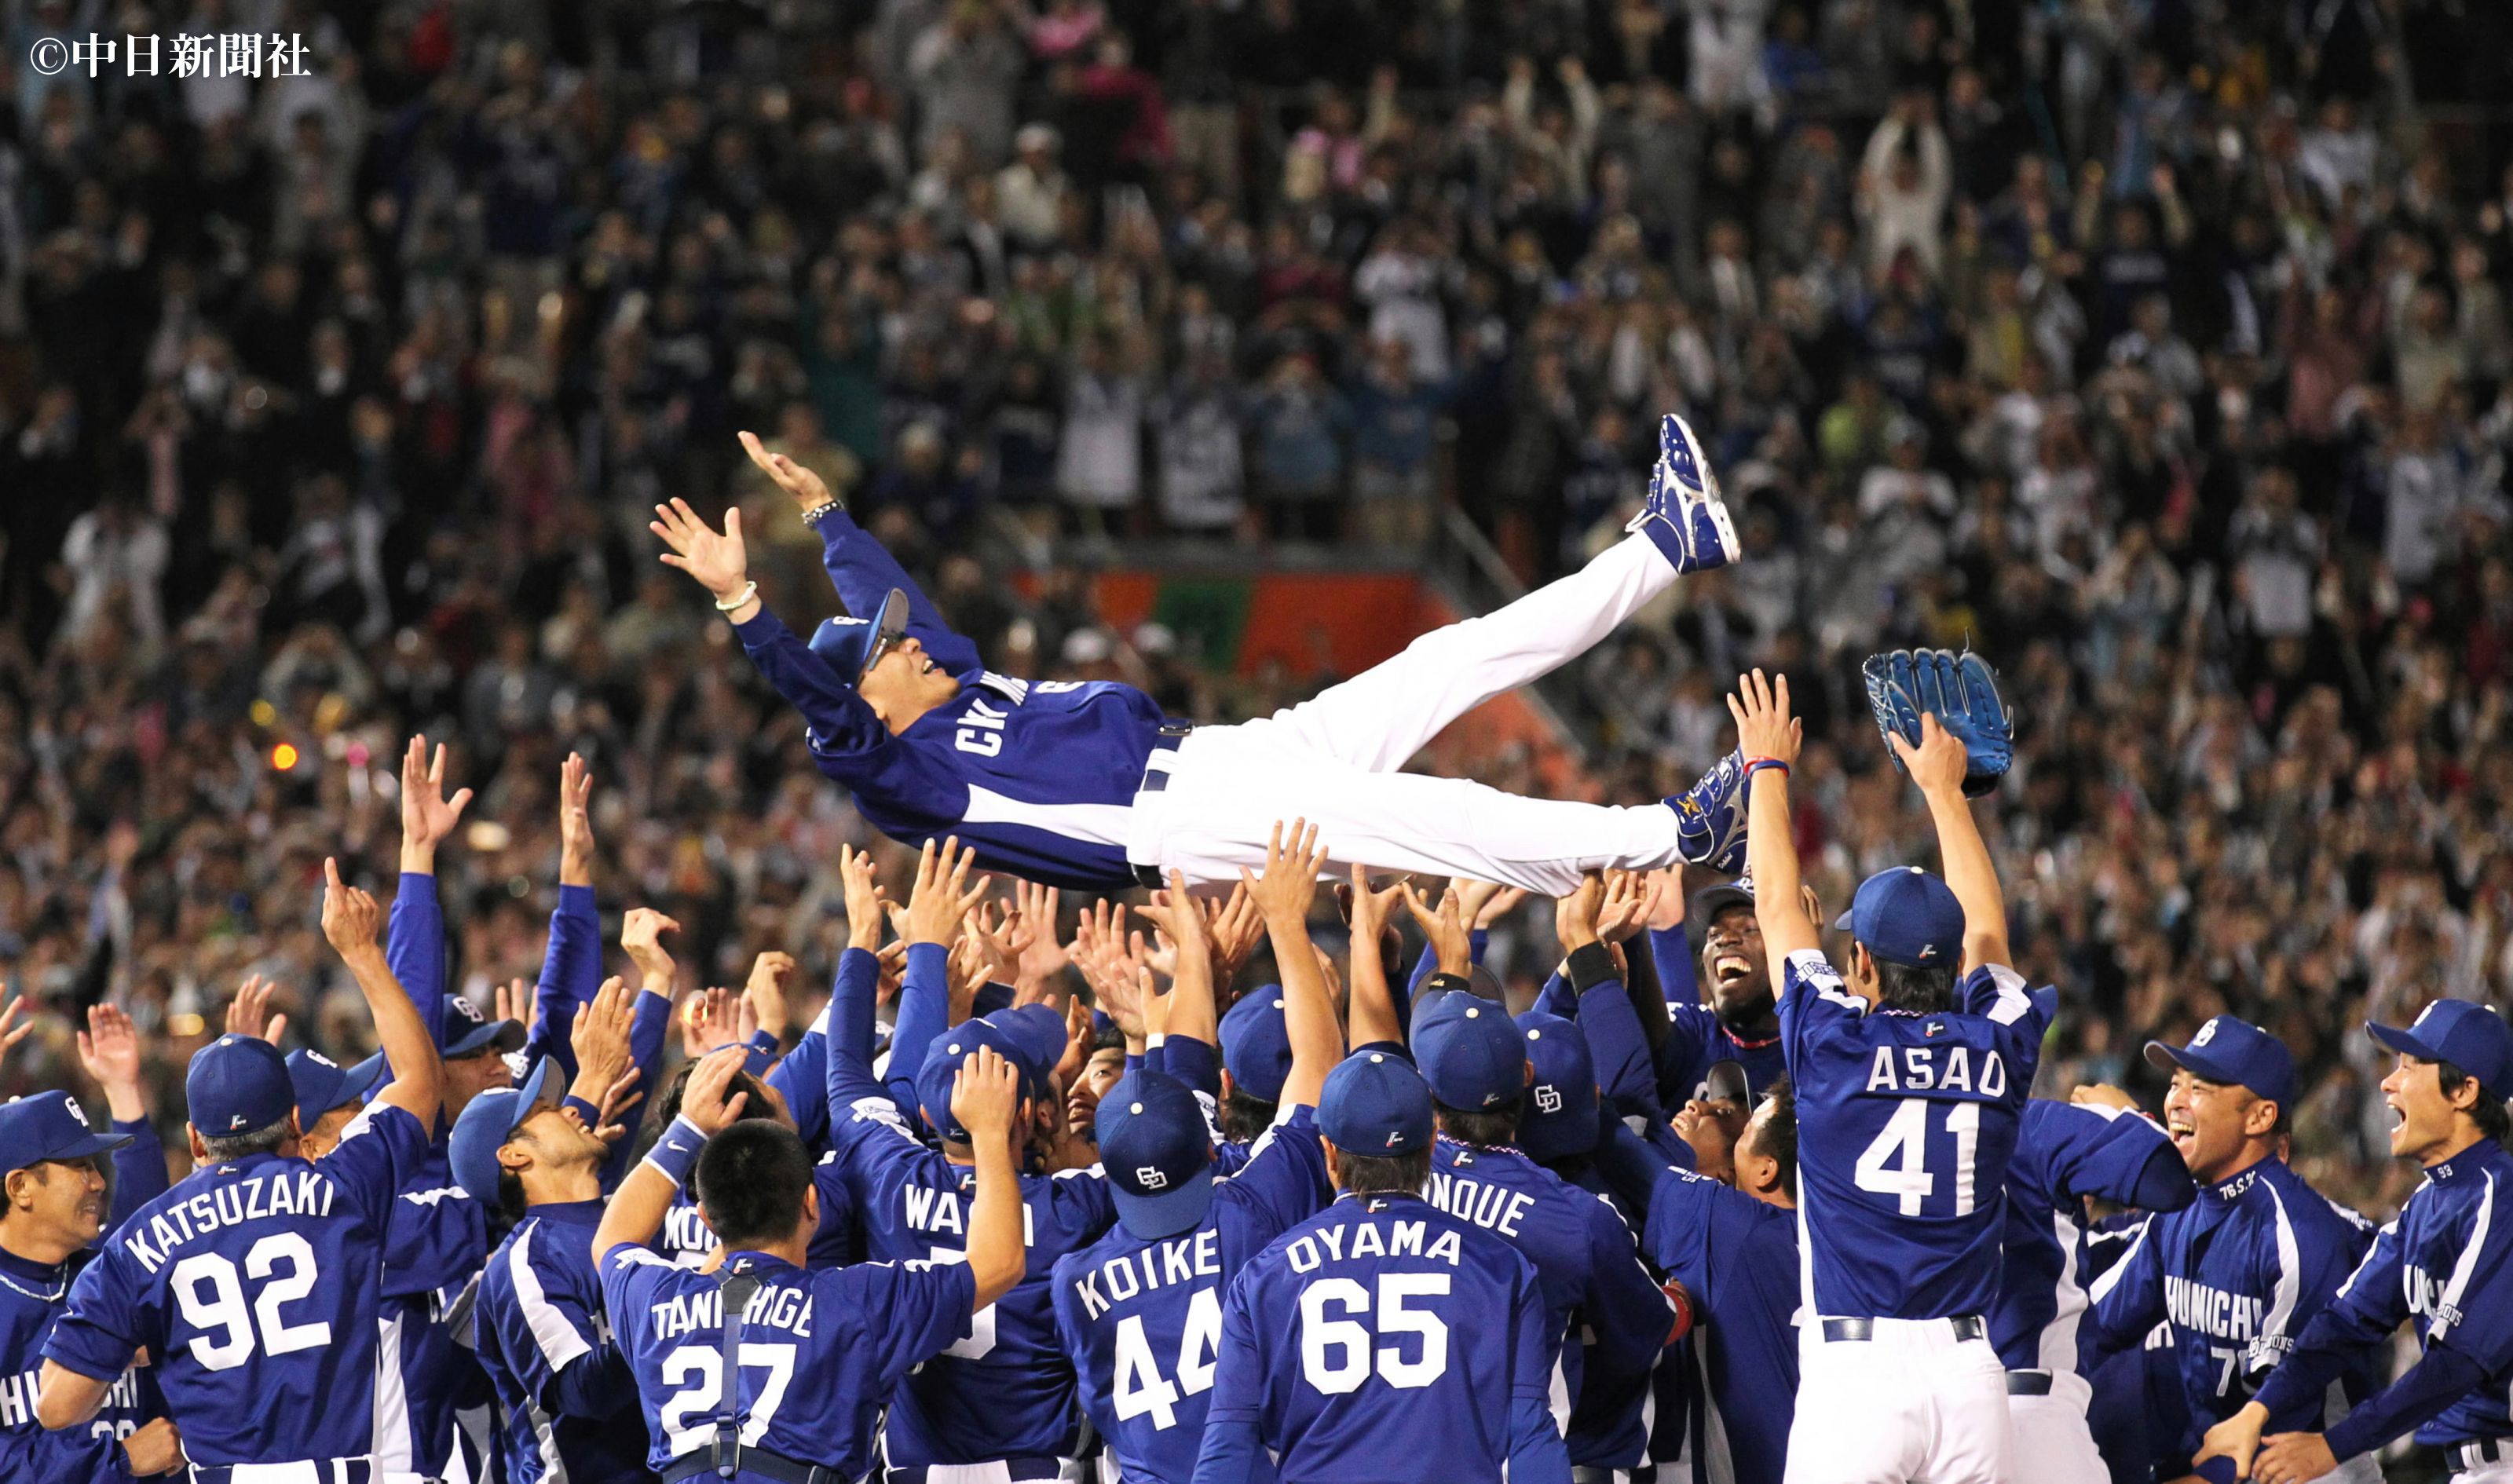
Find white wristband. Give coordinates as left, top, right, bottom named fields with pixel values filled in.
left=712, top=580, right=759, bottom=613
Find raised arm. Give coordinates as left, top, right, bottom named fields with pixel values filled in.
left=1238, top=824, right=1342, bottom=1110
left=1891, top=714, right=2010, bottom=974
left=1344, top=868, right=1410, bottom=1053
left=389, top=734, right=472, bottom=1051
left=891, top=839, right=991, bottom=1121
left=594, top=1045, right=751, bottom=1263
left=528, top=753, right=603, bottom=1075
left=1142, top=878, right=1222, bottom=1053
left=323, top=858, right=441, bottom=1126
left=75, top=1004, right=166, bottom=1233
left=1729, top=671, right=1813, bottom=970
left=949, top=1047, right=1028, bottom=1310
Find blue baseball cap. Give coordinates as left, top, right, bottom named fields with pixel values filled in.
left=287, top=1048, right=387, bottom=1127
left=1834, top=867, right=1966, bottom=969
left=1412, top=992, right=1527, bottom=1111
left=987, top=1005, right=1070, bottom=1082
left=1220, top=987, right=1292, bottom=1102
left=1095, top=1069, right=1217, bottom=1240
left=449, top=1058, right=556, bottom=1205
left=442, top=996, right=526, bottom=1060
left=1514, top=1012, right=1600, bottom=1163
left=187, top=1035, right=297, bottom=1138
left=1319, top=1050, right=1434, bottom=1157
left=0, top=1091, right=130, bottom=1175
left=916, top=1021, right=1042, bottom=1144
left=2368, top=1000, right=2513, bottom=1102
left=2145, top=1015, right=2296, bottom=1109
left=809, top=588, right=911, bottom=681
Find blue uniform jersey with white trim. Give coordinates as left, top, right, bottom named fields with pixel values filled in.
left=0, top=1246, right=157, bottom=1484
left=1641, top=1166, right=1800, bottom=1484
left=43, top=1104, right=428, bottom=1467
left=731, top=513, right=1169, bottom=891
left=1203, top=1192, right=1561, bottom=1484
left=1052, top=1109, right=1330, bottom=1484
left=652, top=1157, right=860, bottom=1271
left=1779, top=950, right=2050, bottom=1320
left=2083, top=1155, right=2376, bottom=1475
left=1654, top=1002, right=1789, bottom=1109
left=602, top=1242, right=976, bottom=1482
left=1992, top=1099, right=2181, bottom=1380
left=474, top=1201, right=652, bottom=1484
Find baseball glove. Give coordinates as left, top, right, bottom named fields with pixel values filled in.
left=1861, top=647, right=2014, bottom=798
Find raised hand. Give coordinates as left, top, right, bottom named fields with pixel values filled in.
left=224, top=974, right=287, bottom=1044
left=1725, top=669, right=1802, bottom=769
left=737, top=429, right=838, bottom=512
left=950, top=1044, right=1022, bottom=1144
left=650, top=497, right=751, bottom=601
left=1345, top=865, right=1406, bottom=946
left=78, top=1004, right=144, bottom=1094
left=679, top=1045, right=752, bottom=1135
left=494, top=978, right=542, bottom=1040
left=965, top=900, right=1022, bottom=988
left=1399, top=881, right=1473, bottom=978
left=1555, top=872, right=1606, bottom=953
left=680, top=985, right=741, bottom=1059
left=620, top=908, right=680, bottom=984
left=321, top=857, right=384, bottom=959
left=1456, top=879, right=1528, bottom=930
left=1010, top=879, right=1068, bottom=985
left=1597, top=868, right=1651, bottom=943
left=839, top=846, right=887, bottom=952
left=1205, top=882, right=1267, bottom=980
left=1642, top=868, right=1686, bottom=931
left=905, top=837, right=989, bottom=949
left=744, top=952, right=796, bottom=1042
left=1241, top=819, right=1330, bottom=926
left=558, top=752, right=596, bottom=886
left=400, top=736, right=474, bottom=866
left=0, top=987, right=31, bottom=1058
left=1889, top=711, right=1969, bottom=800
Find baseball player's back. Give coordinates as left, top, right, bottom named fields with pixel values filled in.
left=477, top=1200, right=653, bottom=1483
left=1641, top=1164, right=1802, bottom=1484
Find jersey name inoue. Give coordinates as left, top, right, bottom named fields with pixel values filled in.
left=120, top=1171, right=338, bottom=1274
left=1075, top=1229, right=1224, bottom=1320
left=648, top=1281, right=818, bottom=1344
left=1282, top=1219, right=1465, bottom=1273
left=1423, top=1171, right=1537, bottom=1238
left=1862, top=1044, right=2009, bottom=1098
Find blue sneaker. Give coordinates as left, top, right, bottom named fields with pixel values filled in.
left=1626, top=412, right=1739, bottom=574
left=1666, top=749, right=1750, bottom=872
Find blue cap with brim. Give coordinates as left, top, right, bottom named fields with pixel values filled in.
left=2367, top=999, right=2513, bottom=1102
left=1411, top=991, right=1526, bottom=1110
left=0, top=1091, right=131, bottom=1174
left=916, top=1021, right=1044, bottom=1144
left=187, top=1035, right=296, bottom=1138
left=441, top=996, right=527, bottom=1060
left=1220, top=988, right=1292, bottom=1102
left=1319, top=1050, right=1433, bottom=1157
left=1096, top=1069, right=1217, bottom=1240
left=1514, top=1011, right=1600, bottom=1163
left=810, top=588, right=911, bottom=680
left=2143, top=1015, right=2295, bottom=1109
left=287, top=1047, right=388, bottom=1127
left=1834, top=867, right=1965, bottom=969
left=449, top=1058, right=555, bottom=1205
left=988, top=1005, right=1070, bottom=1081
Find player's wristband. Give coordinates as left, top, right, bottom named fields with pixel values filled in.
left=799, top=499, right=843, bottom=528
left=642, top=1117, right=708, bottom=1186
left=1743, top=758, right=1791, bottom=782
left=712, top=580, right=760, bottom=613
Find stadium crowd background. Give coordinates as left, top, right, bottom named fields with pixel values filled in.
left=0, top=0, right=2508, bottom=1217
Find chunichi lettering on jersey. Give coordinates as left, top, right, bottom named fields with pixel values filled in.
left=1424, top=1171, right=1537, bottom=1238
left=649, top=1280, right=818, bottom=1343
left=903, top=1182, right=1039, bottom=1246
left=1282, top=1219, right=1465, bottom=1274
left=1860, top=1041, right=2007, bottom=1099
left=120, top=1168, right=338, bottom=1274
left=1075, top=1228, right=1225, bottom=1321
left=2403, top=1264, right=2460, bottom=1328
left=2161, top=1274, right=2266, bottom=1342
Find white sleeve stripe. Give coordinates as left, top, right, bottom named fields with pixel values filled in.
left=2258, top=1182, right=2303, bottom=1347
left=2333, top=1219, right=2398, bottom=1302
left=508, top=1223, right=594, bottom=1373
left=2086, top=1219, right=2150, bottom=1307
left=2431, top=1171, right=2497, bottom=1340
left=1981, top=964, right=2034, bottom=1026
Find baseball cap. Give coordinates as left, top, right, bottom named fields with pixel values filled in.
left=2368, top=1000, right=2513, bottom=1102
left=1411, top=992, right=1527, bottom=1111
left=1318, top=1050, right=1433, bottom=1157
left=449, top=1058, right=556, bottom=1205
left=1692, top=880, right=1757, bottom=926
left=1514, top=1012, right=1599, bottom=1164
left=442, top=996, right=526, bottom=1061
left=916, top=1020, right=1041, bottom=1144
left=1834, top=868, right=1965, bottom=969
left=2144, top=1015, right=2296, bottom=1109
left=0, top=1091, right=130, bottom=1175
left=1220, top=988, right=1292, bottom=1102
left=187, top=1035, right=298, bottom=1138
left=986, top=1005, right=1070, bottom=1081
left=809, top=588, right=911, bottom=682
left=1095, top=1069, right=1216, bottom=1240
left=287, top=1047, right=387, bottom=1127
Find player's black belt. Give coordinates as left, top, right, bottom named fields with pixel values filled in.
left=1571, top=1467, right=1657, bottom=1484
left=1819, top=1314, right=1987, bottom=1343
left=1130, top=723, right=1195, bottom=888
left=663, top=1445, right=854, bottom=1484
left=2003, top=1369, right=2054, bottom=1396
left=187, top=1463, right=374, bottom=1484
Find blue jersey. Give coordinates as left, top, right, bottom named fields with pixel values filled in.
left=653, top=1157, right=860, bottom=1270
left=1992, top=1100, right=2183, bottom=1391
left=475, top=1200, right=652, bottom=1483
left=1641, top=1168, right=1800, bottom=1484
left=45, top=1104, right=428, bottom=1468
left=2084, top=1155, right=2375, bottom=1479
left=733, top=512, right=1169, bottom=890
left=371, top=1135, right=492, bottom=1481
left=602, top=1242, right=976, bottom=1482
left=2254, top=1138, right=2513, bottom=1449
left=1655, top=1003, right=1789, bottom=1109
left=825, top=1033, right=1117, bottom=1469
left=1052, top=1110, right=1331, bottom=1484
left=1204, top=1192, right=1564, bottom=1484
left=1425, top=1136, right=1670, bottom=1466
left=0, top=1247, right=157, bottom=1483
left=1780, top=951, right=2050, bottom=1320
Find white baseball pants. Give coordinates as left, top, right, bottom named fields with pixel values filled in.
left=1784, top=1322, right=2012, bottom=1484
left=1128, top=534, right=1693, bottom=896
left=1999, top=1390, right=2106, bottom=1484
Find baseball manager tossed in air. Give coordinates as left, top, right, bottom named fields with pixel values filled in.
left=648, top=417, right=1750, bottom=894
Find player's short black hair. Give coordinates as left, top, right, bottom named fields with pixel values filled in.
left=1220, top=1088, right=1278, bottom=1145
left=2440, top=1060, right=2512, bottom=1144
left=1333, top=1146, right=1432, bottom=1198
left=697, top=1120, right=814, bottom=1248
left=1871, top=957, right=1958, bottom=1015
left=199, top=1117, right=291, bottom=1164
left=1432, top=1097, right=1521, bottom=1150
left=1752, top=1078, right=1800, bottom=1204
left=637, top=1062, right=774, bottom=1162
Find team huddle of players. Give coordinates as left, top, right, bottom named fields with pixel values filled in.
left=3, top=678, right=2512, bottom=1484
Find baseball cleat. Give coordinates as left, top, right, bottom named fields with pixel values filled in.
left=1666, top=748, right=1750, bottom=873
left=1626, top=412, right=1739, bottom=574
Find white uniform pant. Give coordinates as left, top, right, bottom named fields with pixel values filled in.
left=1130, top=535, right=1689, bottom=895
left=1999, top=1387, right=2105, bottom=1484
left=1785, top=1323, right=2011, bottom=1484
left=2454, top=1440, right=2513, bottom=1484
